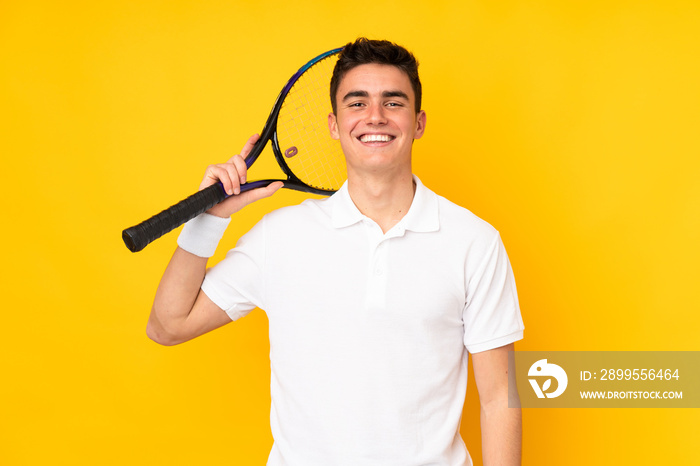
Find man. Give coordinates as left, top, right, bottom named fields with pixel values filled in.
left=147, top=38, right=524, bottom=465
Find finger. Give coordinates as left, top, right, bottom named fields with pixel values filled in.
left=208, top=181, right=283, bottom=218
left=229, top=154, right=248, bottom=186
left=200, top=164, right=225, bottom=191
left=218, top=163, right=242, bottom=195
left=240, top=134, right=260, bottom=161
left=242, top=181, right=284, bottom=203
left=203, top=164, right=238, bottom=195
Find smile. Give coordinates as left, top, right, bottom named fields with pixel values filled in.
left=359, top=134, right=394, bottom=143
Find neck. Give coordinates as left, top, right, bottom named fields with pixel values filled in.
left=346, top=168, right=416, bottom=233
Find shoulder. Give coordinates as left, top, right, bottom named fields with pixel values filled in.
left=259, top=196, right=334, bottom=229
left=429, top=187, right=500, bottom=244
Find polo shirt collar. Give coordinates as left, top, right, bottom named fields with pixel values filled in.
left=330, top=175, right=440, bottom=233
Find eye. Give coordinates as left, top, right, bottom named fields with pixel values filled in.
left=386, top=101, right=404, bottom=107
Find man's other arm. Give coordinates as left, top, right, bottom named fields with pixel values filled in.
left=472, top=343, right=522, bottom=465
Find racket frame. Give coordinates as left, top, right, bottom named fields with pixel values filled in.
left=239, top=46, right=344, bottom=196
left=122, top=46, right=344, bottom=252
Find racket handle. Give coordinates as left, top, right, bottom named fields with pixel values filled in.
left=122, top=183, right=228, bottom=252
left=122, top=180, right=277, bottom=252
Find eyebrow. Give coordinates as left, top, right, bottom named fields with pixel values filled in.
left=342, top=90, right=410, bottom=101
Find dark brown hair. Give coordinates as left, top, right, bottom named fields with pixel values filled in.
left=330, top=38, right=422, bottom=114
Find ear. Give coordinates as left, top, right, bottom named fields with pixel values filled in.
left=328, top=112, right=340, bottom=140
left=413, top=110, right=427, bottom=140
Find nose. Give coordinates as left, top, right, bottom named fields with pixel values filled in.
left=365, top=103, right=387, bottom=125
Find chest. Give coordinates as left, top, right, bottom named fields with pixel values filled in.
left=263, top=224, right=467, bottom=336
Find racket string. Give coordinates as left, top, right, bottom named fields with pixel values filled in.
left=277, top=55, right=346, bottom=191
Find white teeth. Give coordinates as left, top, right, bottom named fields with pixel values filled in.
left=360, top=134, right=392, bottom=143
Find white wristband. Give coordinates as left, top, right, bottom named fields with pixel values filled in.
left=177, top=213, right=231, bottom=257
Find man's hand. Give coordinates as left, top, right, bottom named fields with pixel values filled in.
left=202, top=134, right=283, bottom=218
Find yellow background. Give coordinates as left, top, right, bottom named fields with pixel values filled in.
left=1, top=0, right=698, bottom=464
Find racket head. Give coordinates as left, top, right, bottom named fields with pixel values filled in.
left=122, top=47, right=347, bottom=253
left=265, top=48, right=348, bottom=195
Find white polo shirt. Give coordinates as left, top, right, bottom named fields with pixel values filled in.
left=202, top=176, right=524, bottom=466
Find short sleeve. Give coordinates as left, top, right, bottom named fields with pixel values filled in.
left=201, top=216, right=267, bottom=321
left=463, top=232, right=524, bottom=353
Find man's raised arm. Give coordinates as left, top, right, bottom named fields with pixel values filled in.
left=146, top=134, right=282, bottom=346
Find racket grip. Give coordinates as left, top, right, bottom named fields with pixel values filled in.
left=122, top=183, right=228, bottom=252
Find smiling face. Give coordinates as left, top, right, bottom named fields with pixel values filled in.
left=328, top=63, right=426, bottom=178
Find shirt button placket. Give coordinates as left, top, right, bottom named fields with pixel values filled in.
left=374, top=242, right=385, bottom=276
left=366, top=240, right=388, bottom=311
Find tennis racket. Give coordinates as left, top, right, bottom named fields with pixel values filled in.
left=122, top=47, right=346, bottom=252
